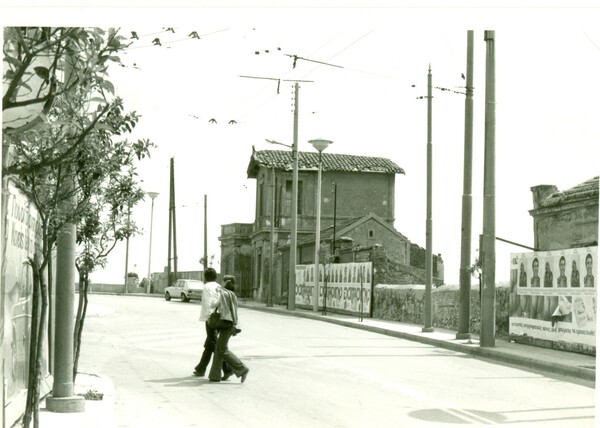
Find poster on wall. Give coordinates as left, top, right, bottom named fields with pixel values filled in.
left=509, top=247, right=597, bottom=347
left=295, top=262, right=372, bottom=315
left=1, top=181, right=45, bottom=411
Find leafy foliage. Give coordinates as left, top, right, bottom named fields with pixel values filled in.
left=3, top=27, right=131, bottom=174
left=3, top=26, right=153, bottom=428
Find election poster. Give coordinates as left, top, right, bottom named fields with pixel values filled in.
left=295, top=262, right=372, bottom=316
left=509, top=247, right=597, bottom=347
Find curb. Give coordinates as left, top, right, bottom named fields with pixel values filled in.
left=240, top=303, right=596, bottom=383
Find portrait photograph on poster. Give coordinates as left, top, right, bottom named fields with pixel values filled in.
left=509, top=247, right=597, bottom=347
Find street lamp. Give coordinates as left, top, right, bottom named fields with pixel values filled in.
left=309, top=138, right=333, bottom=312
left=146, top=192, right=159, bottom=294
left=266, top=138, right=299, bottom=310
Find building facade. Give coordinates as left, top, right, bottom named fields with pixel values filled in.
left=529, top=176, right=599, bottom=250
left=220, top=148, right=406, bottom=300
left=220, top=147, right=446, bottom=301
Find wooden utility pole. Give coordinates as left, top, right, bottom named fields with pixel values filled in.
left=481, top=30, right=496, bottom=347
left=423, top=64, right=434, bottom=333
left=457, top=30, right=475, bottom=340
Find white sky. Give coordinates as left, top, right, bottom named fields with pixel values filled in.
left=2, top=2, right=599, bottom=286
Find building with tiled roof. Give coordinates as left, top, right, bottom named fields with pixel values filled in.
left=220, top=148, right=410, bottom=300
left=247, top=149, right=405, bottom=176
left=530, top=177, right=599, bottom=250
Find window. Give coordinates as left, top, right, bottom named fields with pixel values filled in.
left=369, top=230, right=374, bottom=238
left=283, top=180, right=303, bottom=216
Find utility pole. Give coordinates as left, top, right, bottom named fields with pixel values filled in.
left=167, top=157, right=178, bottom=287
left=423, top=64, right=434, bottom=333
left=457, top=30, right=475, bottom=340
left=288, top=83, right=300, bottom=310
left=481, top=30, right=496, bottom=347
left=268, top=167, right=275, bottom=307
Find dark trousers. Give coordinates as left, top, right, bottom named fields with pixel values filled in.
left=195, top=322, right=229, bottom=375
left=208, top=325, right=248, bottom=382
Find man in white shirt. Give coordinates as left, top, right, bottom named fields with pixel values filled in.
left=193, top=268, right=227, bottom=376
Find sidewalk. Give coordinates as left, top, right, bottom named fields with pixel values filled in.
left=239, top=300, right=597, bottom=384
left=38, top=373, right=114, bottom=428
left=36, top=299, right=595, bottom=428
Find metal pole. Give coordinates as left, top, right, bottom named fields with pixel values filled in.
left=124, top=206, right=130, bottom=294
left=167, top=159, right=173, bottom=289
left=332, top=181, right=337, bottom=259
left=457, top=30, right=475, bottom=340
left=313, top=151, right=323, bottom=312
left=171, top=158, right=178, bottom=279
left=268, top=167, right=275, bottom=307
left=203, top=194, right=208, bottom=269
left=146, top=192, right=158, bottom=293
left=481, top=30, right=496, bottom=347
left=288, top=83, right=299, bottom=310
left=423, top=64, right=434, bottom=332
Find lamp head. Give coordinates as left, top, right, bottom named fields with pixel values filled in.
left=309, top=139, right=333, bottom=153
left=147, top=192, right=159, bottom=200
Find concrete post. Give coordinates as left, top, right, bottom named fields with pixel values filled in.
left=481, top=30, right=497, bottom=347
left=457, top=30, right=475, bottom=340
left=46, top=176, right=84, bottom=412
left=288, top=83, right=299, bottom=311
left=423, top=65, right=434, bottom=333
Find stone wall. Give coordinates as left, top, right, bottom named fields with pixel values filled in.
left=372, top=283, right=511, bottom=338
left=370, top=246, right=443, bottom=286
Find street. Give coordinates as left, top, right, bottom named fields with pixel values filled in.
left=78, top=294, right=596, bottom=428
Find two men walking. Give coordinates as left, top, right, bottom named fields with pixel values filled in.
left=194, top=268, right=249, bottom=383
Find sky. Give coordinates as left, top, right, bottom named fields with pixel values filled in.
left=2, top=2, right=600, bottom=286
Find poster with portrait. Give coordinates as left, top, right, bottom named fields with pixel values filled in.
left=509, top=247, right=597, bottom=347
left=295, top=262, right=372, bottom=316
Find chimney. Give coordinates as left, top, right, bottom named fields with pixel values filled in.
left=530, top=185, right=558, bottom=209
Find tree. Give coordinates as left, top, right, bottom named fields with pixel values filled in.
left=470, top=250, right=483, bottom=303
left=3, top=26, right=150, bottom=428
left=73, top=139, right=150, bottom=381
left=3, top=27, right=131, bottom=175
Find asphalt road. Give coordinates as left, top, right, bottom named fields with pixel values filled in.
left=79, top=294, right=596, bottom=428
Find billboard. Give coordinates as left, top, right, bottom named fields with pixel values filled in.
left=1, top=180, right=46, bottom=424
left=295, top=262, right=372, bottom=316
left=509, top=247, right=597, bottom=347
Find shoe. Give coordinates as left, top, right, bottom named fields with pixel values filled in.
left=240, top=369, right=249, bottom=384
left=209, top=378, right=220, bottom=382
left=221, top=371, right=234, bottom=381
left=193, top=370, right=204, bottom=377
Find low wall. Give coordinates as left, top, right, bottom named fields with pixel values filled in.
left=372, top=283, right=510, bottom=338
left=88, top=283, right=136, bottom=294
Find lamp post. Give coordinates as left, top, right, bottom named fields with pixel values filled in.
left=124, top=204, right=131, bottom=294
left=309, top=139, right=333, bottom=312
left=146, top=192, right=159, bottom=294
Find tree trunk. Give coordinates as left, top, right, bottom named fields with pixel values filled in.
left=33, top=264, right=48, bottom=428
left=73, top=269, right=89, bottom=382
left=23, top=259, right=40, bottom=428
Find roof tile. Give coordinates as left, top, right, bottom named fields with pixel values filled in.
left=540, top=176, right=599, bottom=207
left=248, top=149, right=404, bottom=176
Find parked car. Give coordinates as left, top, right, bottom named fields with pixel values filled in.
left=164, top=279, right=204, bottom=302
